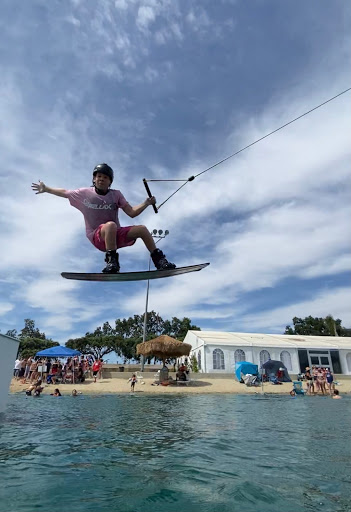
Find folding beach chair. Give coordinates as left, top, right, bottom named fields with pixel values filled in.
left=135, top=371, right=145, bottom=384
left=293, top=381, right=305, bottom=395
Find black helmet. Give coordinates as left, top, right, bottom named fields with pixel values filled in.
left=93, top=163, right=114, bottom=184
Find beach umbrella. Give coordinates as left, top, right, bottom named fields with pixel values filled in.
left=136, top=335, right=191, bottom=365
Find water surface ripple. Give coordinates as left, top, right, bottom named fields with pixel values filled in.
left=0, top=393, right=350, bottom=512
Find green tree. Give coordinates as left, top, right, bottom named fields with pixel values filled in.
left=18, top=338, right=59, bottom=359
left=113, top=312, right=165, bottom=362
left=20, top=318, right=46, bottom=340
left=190, top=354, right=199, bottom=373
left=15, top=318, right=58, bottom=358
left=65, top=314, right=201, bottom=364
left=162, top=317, right=201, bottom=341
left=66, top=332, right=115, bottom=360
left=5, top=329, right=18, bottom=338
left=284, top=315, right=351, bottom=336
left=325, top=315, right=336, bottom=336
left=113, top=316, right=141, bottom=362
left=115, top=337, right=140, bottom=363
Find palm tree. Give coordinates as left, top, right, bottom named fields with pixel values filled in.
left=325, top=315, right=338, bottom=336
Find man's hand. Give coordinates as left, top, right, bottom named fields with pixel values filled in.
left=31, top=181, right=46, bottom=194
left=146, top=196, right=156, bottom=206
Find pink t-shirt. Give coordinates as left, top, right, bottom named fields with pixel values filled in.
left=66, top=187, right=129, bottom=243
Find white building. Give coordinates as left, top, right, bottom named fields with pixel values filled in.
left=183, top=331, right=351, bottom=375
left=0, top=333, right=20, bottom=413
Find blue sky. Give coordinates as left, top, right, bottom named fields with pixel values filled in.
left=0, top=0, right=350, bottom=348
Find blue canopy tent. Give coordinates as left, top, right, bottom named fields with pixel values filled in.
left=235, top=362, right=259, bottom=382
left=35, top=346, right=81, bottom=384
left=35, top=346, right=81, bottom=358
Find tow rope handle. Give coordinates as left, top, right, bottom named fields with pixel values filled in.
left=143, top=179, right=158, bottom=214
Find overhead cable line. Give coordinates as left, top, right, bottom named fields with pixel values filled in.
left=143, top=86, right=351, bottom=211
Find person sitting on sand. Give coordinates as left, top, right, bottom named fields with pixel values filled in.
left=176, top=369, right=187, bottom=381
left=46, top=363, right=59, bottom=384
left=332, top=389, right=341, bottom=399
left=26, top=382, right=44, bottom=397
left=277, top=368, right=284, bottom=381
left=77, top=366, right=86, bottom=383
left=25, top=378, right=43, bottom=395
left=34, top=385, right=44, bottom=397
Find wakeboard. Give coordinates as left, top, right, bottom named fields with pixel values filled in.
left=61, top=262, right=209, bottom=282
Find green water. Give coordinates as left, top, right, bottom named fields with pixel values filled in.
left=0, top=393, right=350, bottom=512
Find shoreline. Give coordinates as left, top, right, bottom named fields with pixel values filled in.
left=9, top=377, right=351, bottom=396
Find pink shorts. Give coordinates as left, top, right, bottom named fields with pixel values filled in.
left=92, top=225, right=136, bottom=252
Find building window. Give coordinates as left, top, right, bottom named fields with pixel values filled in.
left=280, top=350, right=292, bottom=371
left=346, top=353, right=351, bottom=373
left=213, top=348, right=225, bottom=370
left=234, top=349, right=246, bottom=363
left=197, top=351, right=202, bottom=370
left=259, top=350, right=270, bottom=367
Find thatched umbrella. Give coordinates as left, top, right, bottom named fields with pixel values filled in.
left=136, top=335, right=191, bottom=365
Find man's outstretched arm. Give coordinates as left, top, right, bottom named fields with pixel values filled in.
left=31, top=181, right=68, bottom=198
left=122, top=196, right=156, bottom=218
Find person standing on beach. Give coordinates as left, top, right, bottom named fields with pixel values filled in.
left=13, top=358, right=21, bottom=378
left=29, top=360, right=39, bottom=382
left=317, top=368, right=326, bottom=395
left=312, top=366, right=320, bottom=393
left=23, top=357, right=32, bottom=381
left=19, top=358, right=26, bottom=380
left=98, top=359, right=104, bottom=380
left=305, top=367, right=314, bottom=395
left=31, top=164, right=175, bottom=274
left=326, top=369, right=334, bottom=395
left=130, top=374, right=137, bottom=392
left=92, top=359, right=102, bottom=383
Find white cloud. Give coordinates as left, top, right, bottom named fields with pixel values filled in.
left=65, top=15, right=81, bottom=27
left=115, top=0, right=128, bottom=9
left=144, top=66, right=159, bottom=82
left=239, top=287, right=351, bottom=332
left=136, top=6, right=156, bottom=30
left=116, top=88, right=351, bottom=324
left=0, top=303, right=14, bottom=316
left=0, top=1, right=350, bottom=341
left=186, top=7, right=210, bottom=33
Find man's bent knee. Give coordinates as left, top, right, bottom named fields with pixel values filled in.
left=130, top=225, right=148, bottom=236
left=103, top=221, right=118, bottom=232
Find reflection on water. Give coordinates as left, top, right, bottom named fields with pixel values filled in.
left=0, top=393, right=350, bottom=512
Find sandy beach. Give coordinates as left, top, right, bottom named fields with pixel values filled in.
left=10, top=375, right=351, bottom=396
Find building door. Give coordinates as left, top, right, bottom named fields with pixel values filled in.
left=308, top=350, right=332, bottom=368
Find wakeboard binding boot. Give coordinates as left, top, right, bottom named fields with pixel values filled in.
left=151, top=248, right=176, bottom=270
left=102, top=250, right=120, bottom=274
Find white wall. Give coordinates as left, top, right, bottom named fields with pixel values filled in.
left=0, top=335, right=20, bottom=413
left=199, top=345, right=300, bottom=374
left=340, top=350, right=351, bottom=375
